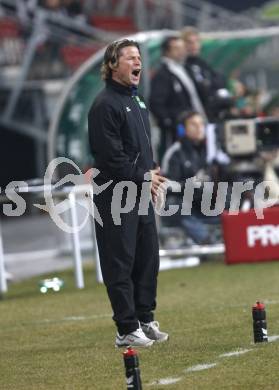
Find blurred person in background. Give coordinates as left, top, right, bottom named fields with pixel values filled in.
left=88, top=39, right=168, bottom=348
left=162, top=111, right=229, bottom=245
left=228, top=78, right=264, bottom=118
left=15, top=0, right=38, bottom=24
left=61, top=0, right=86, bottom=23
left=40, top=0, right=86, bottom=21
left=150, top=35, right=207, bottom=162
left=181, top=27, right=229, bottom=122
left=40, top=0, right=62, bottom=11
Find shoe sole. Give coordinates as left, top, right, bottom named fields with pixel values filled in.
left=142, top=331, right=169, bottom=343
left=155, top=335, right=169, bottom=343
left=115, top=340, right=154, bottom=348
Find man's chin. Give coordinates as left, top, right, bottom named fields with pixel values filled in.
left=130, top=77, right=140, bottom=86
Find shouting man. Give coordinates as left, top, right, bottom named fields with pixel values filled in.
left=88, top=39, right=168, bottom=347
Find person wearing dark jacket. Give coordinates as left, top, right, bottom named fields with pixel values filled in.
left=162, top=111, right=229, bottom=244
left=149, top=36, right=206, bottom=162
left=88, top=39, right=168, bottom=348
left=182, top=27, right=228, bottom=121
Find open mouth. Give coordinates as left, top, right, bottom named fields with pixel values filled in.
left=132, top=69, right=141, bottom=77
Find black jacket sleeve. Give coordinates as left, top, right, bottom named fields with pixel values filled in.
left=164, top=151, right=183, bottom=181
left=162, top=150, right=186, bottom=196
left=149, top=70, right=173, bottom=132
left=88, top=101, right=146, bottom=182
left=163, top=147, right=199, bottom=196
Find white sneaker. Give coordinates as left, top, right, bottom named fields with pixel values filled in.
left=115, top=327, right=154, bottom=348
left=141, top=321, right=169, bottom=343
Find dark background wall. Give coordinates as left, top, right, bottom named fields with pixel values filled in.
left=0, top=127, right=36, bottom=188
left=211, top=0, right=269, bottom=12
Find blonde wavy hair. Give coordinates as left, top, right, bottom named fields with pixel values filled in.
left=101, top=39, right=141, bottom=81
left=181, top=26, right=199, bottom=42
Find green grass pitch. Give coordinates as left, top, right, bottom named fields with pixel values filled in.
left=1, top=259, right=279, bottom=389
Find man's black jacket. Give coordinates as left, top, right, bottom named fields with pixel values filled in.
left=163, top=137, right=207, bottom=184
left=88, top=79, right=155, bottom=184
left=149, top=63, right=193, bottom=141
left=185, top=56, right=226, bottom=121
left=162, top=137, right=208, bottom=212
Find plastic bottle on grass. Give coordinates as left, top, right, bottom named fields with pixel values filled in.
left=39, top=277, right=64, bottom=293
left=252, top=301, right=268, bottom=343
left=123, top=347, right=142, bottom=390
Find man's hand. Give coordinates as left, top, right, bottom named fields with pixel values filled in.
left=150, top=167, right=167, bottom=203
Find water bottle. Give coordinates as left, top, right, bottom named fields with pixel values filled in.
left=123, top=347, right=142, bottom=390
left=252, top=301, right=268, bottom=343
left=39, top=277, right=64, bottom=294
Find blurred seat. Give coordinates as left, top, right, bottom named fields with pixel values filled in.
left=90, top=15, right=137, bottom=33
left=60, top=44, right=101, bottom=70
left=0, top=17, right=20, bottom=38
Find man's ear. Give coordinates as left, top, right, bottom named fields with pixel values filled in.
left=109, top=60, right=117, bottom=70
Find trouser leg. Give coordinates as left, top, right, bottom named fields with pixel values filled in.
left=180, top=214, right=210, bottom=244
left=94, top=202, right=139, bottom=335
left=132, top=217, right=160, bottom=324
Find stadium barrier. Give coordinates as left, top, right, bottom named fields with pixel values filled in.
left=0, top=183, right=226, bottom=294
left=222, top=206, right=279, bottom=264
left=0, top=184, right=101, bottom=294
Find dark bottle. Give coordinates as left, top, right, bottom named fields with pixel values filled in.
left=123, top=347, right=142, bottom=390
left=252, top=301, right=268, bottom=343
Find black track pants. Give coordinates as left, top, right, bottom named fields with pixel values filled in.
left=94, top=194, right=160, bottom=335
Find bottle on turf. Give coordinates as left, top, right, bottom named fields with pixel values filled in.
left=123, top=347, right=142, bottom=390
left=252, top=301, right=268, bottom=343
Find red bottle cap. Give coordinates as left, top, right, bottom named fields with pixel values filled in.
left=252, top=301, right=265, bottom=310
left=123, top=347, right=138, bottom=357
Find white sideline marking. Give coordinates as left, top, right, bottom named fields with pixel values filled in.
left=63, top=316, right=87, bottom=321
left=148, top=334, right=279, bottom=386
left=185, top=363, right=217, bottom=372
left=149, top=377, right=182, bottom=386
left=264, top=300, right=279, bottom=305
left=28, top=314, right=111, bottom=326
left=63, top=315, right=111, bottom=321
left=219, top=349, right=253, bottom=358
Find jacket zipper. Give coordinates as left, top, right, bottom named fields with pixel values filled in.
left=132, top=96, right=151, bottom=150
left=133, top=152, right=140, bottom=165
